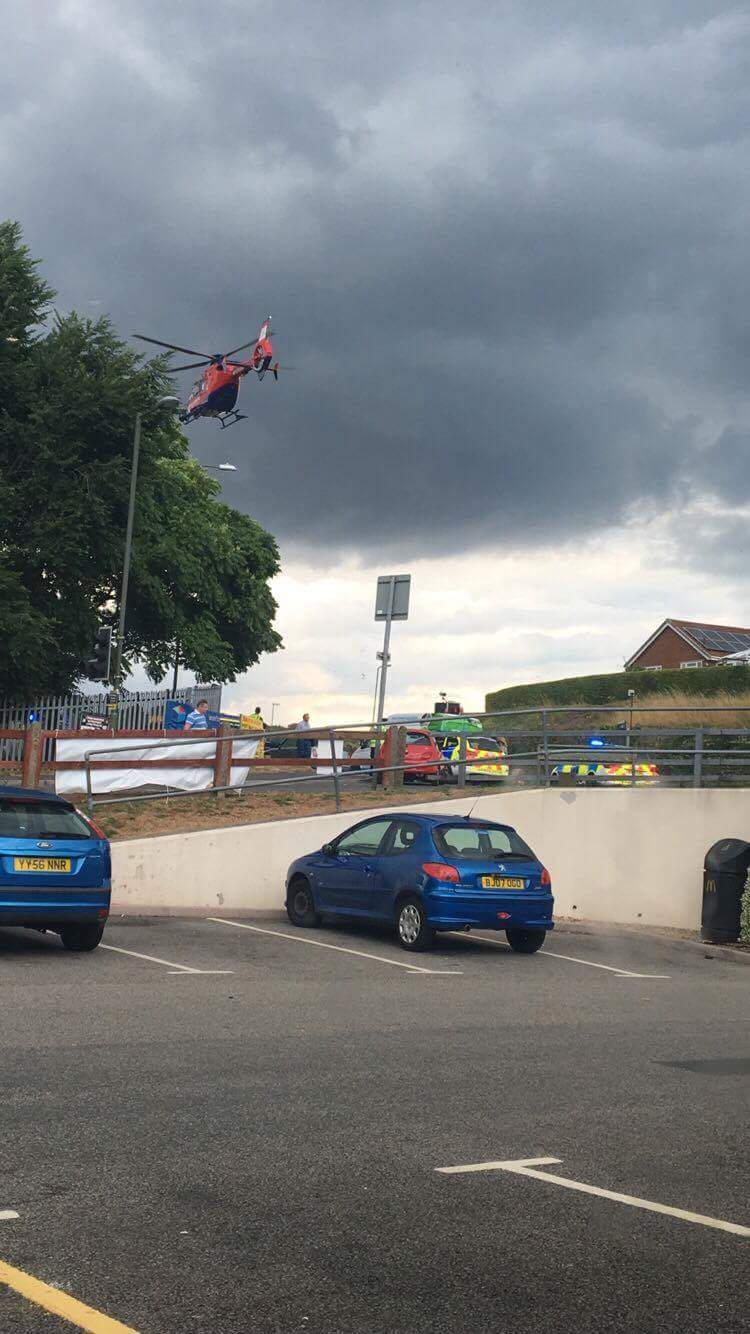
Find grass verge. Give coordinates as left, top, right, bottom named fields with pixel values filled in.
left=98, top=783, right=496, bottom=842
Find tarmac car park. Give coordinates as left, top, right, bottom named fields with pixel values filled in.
left=2, top=826, right=749, bottom=1332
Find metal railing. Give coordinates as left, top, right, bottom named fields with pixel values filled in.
left=72, top=709, right=750, bottom=815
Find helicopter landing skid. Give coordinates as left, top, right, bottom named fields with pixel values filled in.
left=218, top=411, right=247, bottom=430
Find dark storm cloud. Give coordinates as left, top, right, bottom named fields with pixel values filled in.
left=3, top=0, right=750, bottom=559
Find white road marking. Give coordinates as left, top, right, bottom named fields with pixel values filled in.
left=435, top=1156, right=750, bottom=1238
left=0, top=1211, right=19, bottom=1221
left=449, top=932, right=669, bottom=978
left=208, top=918, right=462, bottom=975
left=100, top=943, right=232, bottom=975
left=542, top=949, right=670, bottom=979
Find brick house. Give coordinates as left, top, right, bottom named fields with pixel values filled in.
left=625, top=619, right=750, bottom=670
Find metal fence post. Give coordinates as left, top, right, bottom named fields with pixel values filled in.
left=21, top=722, right=43, bottom=789
left=458, top=733, right=467, bottom=789
left=328, top=727, right=342, bottom=812
left=85, top=753, right=95, bottom=817
left=693, top=728, right=703, bottom=788
left=541, top=711, right=550, bottom=787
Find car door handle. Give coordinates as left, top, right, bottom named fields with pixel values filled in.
left=363, top=864, right=374, bottom=875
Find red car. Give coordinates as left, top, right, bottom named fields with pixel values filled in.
left=382, top=728, right=443, bottom=782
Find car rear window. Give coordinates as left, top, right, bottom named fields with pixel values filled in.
left=470, top=738, right=503, bottom=753
left=0, top=800, right=94, bottom=840
left=433, top=823, right=535, bottom=859
left=406, top=732, right=433, bottom=746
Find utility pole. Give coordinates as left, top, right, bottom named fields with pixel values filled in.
left=111, top=411, right=142, bottom=702
left=110, top=397, right=180, bottom=725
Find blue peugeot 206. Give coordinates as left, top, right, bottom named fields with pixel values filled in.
left=285, top=813, right=553, bottom=953
left=0, top=788, right=111, bottom=952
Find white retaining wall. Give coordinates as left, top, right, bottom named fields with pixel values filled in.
left=110, top=787, right=750, bottom=929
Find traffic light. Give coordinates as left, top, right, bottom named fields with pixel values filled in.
left=85, top=626, right=113, bottom=681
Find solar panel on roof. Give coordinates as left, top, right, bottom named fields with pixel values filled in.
left=680, top=624, right=750, bottom=653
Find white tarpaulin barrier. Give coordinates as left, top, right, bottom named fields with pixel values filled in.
left=313, top=739, right=345, bottom=776
left=55, top=736, right=260, bottom=796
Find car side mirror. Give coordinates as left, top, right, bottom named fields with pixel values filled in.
left=321, top=842, right=335, bottom=858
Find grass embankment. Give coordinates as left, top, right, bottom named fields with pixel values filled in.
left=98, top=784, right=493, bottom=842
left=485, top=666, right=750, bottom=729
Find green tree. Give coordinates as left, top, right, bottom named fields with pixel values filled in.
left=0, top=221, right=282, bottom=697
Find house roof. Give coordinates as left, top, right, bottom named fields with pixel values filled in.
left=625, top=618, right=750, bottom=669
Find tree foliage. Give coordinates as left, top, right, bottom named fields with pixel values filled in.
left=0, top=221, right=282, bottom=697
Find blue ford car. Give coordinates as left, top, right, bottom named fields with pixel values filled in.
left=0, top=788, right=111, bottom=952
left=285, top=813, right=553, bottom=953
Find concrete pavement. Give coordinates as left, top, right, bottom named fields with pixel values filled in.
left=1, top=917, right=748, bottom=1331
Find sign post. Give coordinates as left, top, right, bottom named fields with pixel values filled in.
left=374, top=574, right=411, bottom=725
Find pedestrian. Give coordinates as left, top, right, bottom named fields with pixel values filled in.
left=244, top=704, right=265, bottom=757
left=184, top=699, right=210, bottom=731
left=295, top=712, right=312, bottom=760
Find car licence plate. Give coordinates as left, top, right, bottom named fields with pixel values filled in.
left=481, top=875, right=525, bottom=889
left=13, top=857, right=71, bottom=873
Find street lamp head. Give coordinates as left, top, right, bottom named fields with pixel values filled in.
left=218, top=462, right=237, bottom=472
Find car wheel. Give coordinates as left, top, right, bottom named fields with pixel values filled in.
left=505, top=928, right=546, bottom=954
left=286, top=877, right=321, bottom=928
left=59, top=924, right=105, bottom=952
left=396, top=897, right=435, bottom=952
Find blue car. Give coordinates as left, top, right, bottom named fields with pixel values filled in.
left=0, top=788, right=111, bottom=952
left=285, top=813, right=553, bottom=953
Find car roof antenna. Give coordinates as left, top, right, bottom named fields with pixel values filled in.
left=465, top=795, right=481, bottom=820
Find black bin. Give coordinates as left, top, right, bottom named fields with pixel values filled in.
left=701, top=839, right=750, bottom=944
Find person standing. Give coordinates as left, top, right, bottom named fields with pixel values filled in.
left=184, top=699, right=210, bottom=731
left=295, top=712, right=312, bottom=760
left=245, top=704, right=265, bottom=757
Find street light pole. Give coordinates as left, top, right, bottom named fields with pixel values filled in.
left=112, top=411, right=142, bottom=696
left=111, top=397, right=180, bottom=718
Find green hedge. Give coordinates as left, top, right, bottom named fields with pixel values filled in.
left=485, top=665, right=750, bottom=712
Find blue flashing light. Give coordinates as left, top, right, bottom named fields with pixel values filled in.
left=27, top=711, right=38, bottom=723
left=589, top=736, right=606, bottom=748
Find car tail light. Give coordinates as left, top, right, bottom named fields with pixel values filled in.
left=76, top=808, right=107, bottom=839
left=422, top=862, right=460, bottom=883
left=541, top=866, right=551, bottom=887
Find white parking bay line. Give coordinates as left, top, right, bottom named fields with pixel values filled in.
left=0, top=1211, right=19, bottom=1222
left=208, top=918, right=462, bottom=975
left=100, top=943, right=232, bottom=975
left=449, top=932, right=669, bottom=978
left=542, top=949, right=670, bottom=979
left=435, top=1157, right=750, bottom=1238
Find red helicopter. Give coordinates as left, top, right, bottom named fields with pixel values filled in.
left=134, top=316, right=279, bottom=429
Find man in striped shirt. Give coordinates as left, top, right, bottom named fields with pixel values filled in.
left=184, top=699, right=210, bottom=731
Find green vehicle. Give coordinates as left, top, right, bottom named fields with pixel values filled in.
left=425, top=715, right=484, bottom=737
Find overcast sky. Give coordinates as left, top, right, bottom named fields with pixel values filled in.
left=4, top=2, right=750, bottom=719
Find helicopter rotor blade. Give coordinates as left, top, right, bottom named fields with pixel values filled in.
left=169, top=360, right=212, bottom=371
left=224, top=336, right=264, bottom=358
left=133, top=334, right=216, bottom=359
